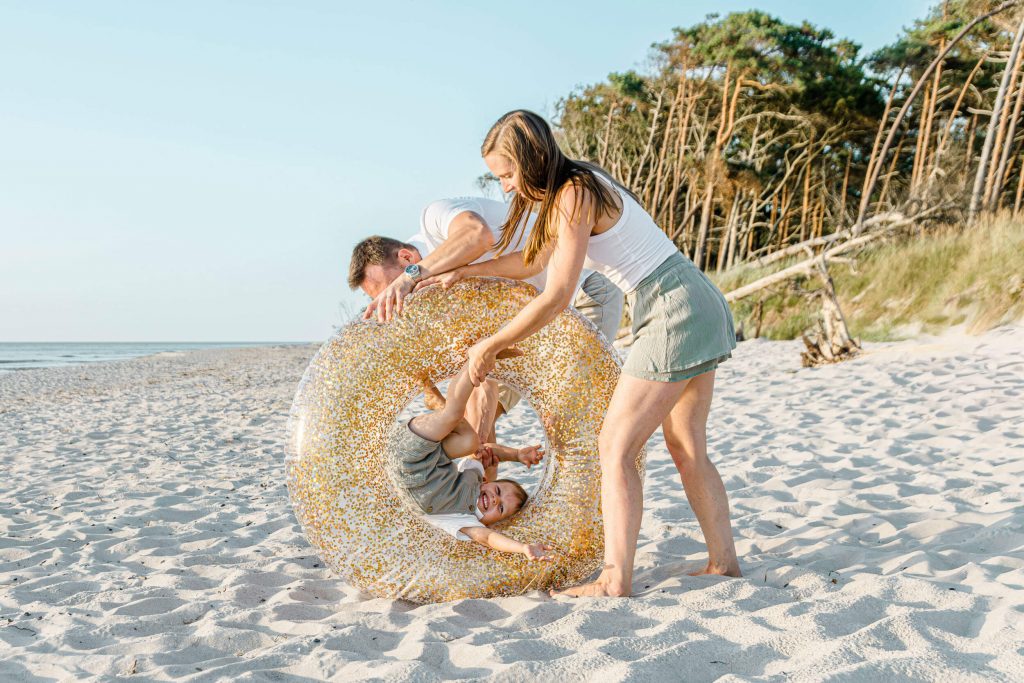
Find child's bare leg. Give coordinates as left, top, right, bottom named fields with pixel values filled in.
left=465, top=379, right=503, bottom=480
left=408, top=365, right=479, bottom=442
left=441, top=419, right=480, bottom=458
left=423, top=381, right=446, bottom=411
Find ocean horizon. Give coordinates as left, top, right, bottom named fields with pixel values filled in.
left=0, top=342, right=311, bottom=372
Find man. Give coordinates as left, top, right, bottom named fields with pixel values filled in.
left=348, top=196, right=624, bottom=476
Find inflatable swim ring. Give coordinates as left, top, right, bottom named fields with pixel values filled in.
left=286, top=278, right=643, bottom=603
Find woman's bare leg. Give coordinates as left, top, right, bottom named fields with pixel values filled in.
left=555, top=374, right=689, bottom=597
left=661, top=371, right=740, bottom=577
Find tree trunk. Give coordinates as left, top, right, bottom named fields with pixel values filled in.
left=984, top=43, right=1023, bottom=208
left=993, top=46, right=1024, bottom=209
left=719, top=193, right=740, bottom=272
left=694, top=179, right=714, bottom=271
left=928, top=52, right=988, bottom=193
left=840, top=155, right=851, bottom=220
left=857, top=0, right=1020, bottom=232
left=1015, top=154, right=1024, bottom=213
left=965, top=113, right=979, bottom=184
left=971, top=14, right=1024, bottom=221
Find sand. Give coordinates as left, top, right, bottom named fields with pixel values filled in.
left=1, top=327, right=1022, bottom=682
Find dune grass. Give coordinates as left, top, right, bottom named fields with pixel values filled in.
left=712, top=214, right=1024, bottom=341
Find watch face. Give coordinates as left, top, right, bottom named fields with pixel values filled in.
left=404, top=264, right=420, bottom=279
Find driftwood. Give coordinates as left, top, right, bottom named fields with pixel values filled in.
left=725, top=231, right=887, bottom=303
left=724, top=201, right=957, bottom=304
left=800, top=257, right=861, bottom=367
left=751, top=211, right=904, bottom=268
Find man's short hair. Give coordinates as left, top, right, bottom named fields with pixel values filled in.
left=347, top=236, right=416, bottom=290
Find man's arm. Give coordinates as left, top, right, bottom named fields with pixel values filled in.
left=368, top=211, right=494, bottom=322
left=416, top=211, right=494, bottom=279
left=415, top=248, right=549, bottom=291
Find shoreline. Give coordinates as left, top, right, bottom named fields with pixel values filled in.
left=0, top=341, right=317, bottom=373
left=2, top=326, right=1022, bottom=680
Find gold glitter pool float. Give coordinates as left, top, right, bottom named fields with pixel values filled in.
left=286, top=278, right=643, bottom=603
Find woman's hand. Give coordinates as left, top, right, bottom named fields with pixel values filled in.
left=363, top=274, right=415, bottom=323
left=522, top=543, right=554, bottom=561
left=414, top=268, right=464, bottom=291
left=466, top=338, right=498, bottom=386
left=517, top=445, right=544, bottom=468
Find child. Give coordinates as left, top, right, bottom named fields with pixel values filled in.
left=388, top=356, right=553, bottom=561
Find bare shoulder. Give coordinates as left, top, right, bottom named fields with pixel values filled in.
left=554, top=180, right=597, bottom=227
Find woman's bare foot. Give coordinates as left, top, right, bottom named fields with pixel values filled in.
left=688, top=561, right=742, bottom=577
left=551, top=571, right=630, bottom=597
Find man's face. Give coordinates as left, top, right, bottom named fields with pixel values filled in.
left=359, top=248, right=420, bottom=298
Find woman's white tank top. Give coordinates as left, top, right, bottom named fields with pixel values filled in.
left=583, top=175, right=680, bottom=292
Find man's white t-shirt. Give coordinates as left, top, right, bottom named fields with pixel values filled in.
left=423, top=458, right=486, bottom=541
left=408, top=197, right=591, bottom=292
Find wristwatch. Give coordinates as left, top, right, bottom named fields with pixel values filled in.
left=403, top=264, right=422, bottom=282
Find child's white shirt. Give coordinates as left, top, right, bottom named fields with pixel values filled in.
left=423, top=458, right=486, bottom=541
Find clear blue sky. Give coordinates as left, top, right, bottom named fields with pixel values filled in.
left=1, top=0, right=931, bottom=342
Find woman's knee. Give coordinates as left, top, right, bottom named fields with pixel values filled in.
left=663, top=428, right=709, bottom=470
left=598, top=428, right=645, bottom=467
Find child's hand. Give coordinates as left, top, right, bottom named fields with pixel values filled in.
left=523, top=543, right=554, bottom=561
left=517, top=445, right=544, bottom=468
left=475, top=445, right=499, bottom=470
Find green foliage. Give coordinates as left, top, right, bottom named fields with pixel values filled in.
left=555, top=2, right=1023, bottom=276
left=667, top=10, right=882, bottom=120
left=713, top=215, right=1024, bottom=340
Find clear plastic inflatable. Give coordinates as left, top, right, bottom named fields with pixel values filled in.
left=286, top=278, right=644, bottom=603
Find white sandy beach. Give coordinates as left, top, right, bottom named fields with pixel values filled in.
left=2, top=327, right=1023, bottom=682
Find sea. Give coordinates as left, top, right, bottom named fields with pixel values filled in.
left=0, top=342, right=305, bottom=372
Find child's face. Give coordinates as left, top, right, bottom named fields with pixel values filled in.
left=477, top=481, right=522, bottom=526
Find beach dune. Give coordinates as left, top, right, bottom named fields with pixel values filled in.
left=1, top=329, right=1022, bottom=681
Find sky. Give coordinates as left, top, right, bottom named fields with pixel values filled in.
left=0, top=0, right=932, bottom=342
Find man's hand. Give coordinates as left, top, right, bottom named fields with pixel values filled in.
left=363, top=273, right=416, bottom=323
left=522, top=543, right=555, bottom=561
left=517, top=444, right=544, bottom=468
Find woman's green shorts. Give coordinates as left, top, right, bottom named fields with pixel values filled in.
left=624, top=252, right=736, bottom=383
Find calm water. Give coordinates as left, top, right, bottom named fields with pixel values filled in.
left=0, top=342, right=304, bottom=371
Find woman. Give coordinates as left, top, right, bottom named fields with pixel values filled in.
left=418, top=110, right=740, bottom=596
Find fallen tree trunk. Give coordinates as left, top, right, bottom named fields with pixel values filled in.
left=749, top=202, right=952, bottom=269
left=750, top=211, right=904, bottom=268
left=725, top=231, right=889, bottom=302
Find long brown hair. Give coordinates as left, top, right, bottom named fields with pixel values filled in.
left=482, top=110, right=637, bottom=265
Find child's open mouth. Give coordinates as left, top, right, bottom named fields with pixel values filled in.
left=480, top=492, right=490, bottom=511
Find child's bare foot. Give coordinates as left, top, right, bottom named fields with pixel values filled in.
left=688, top=561, right=742, bottom=578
